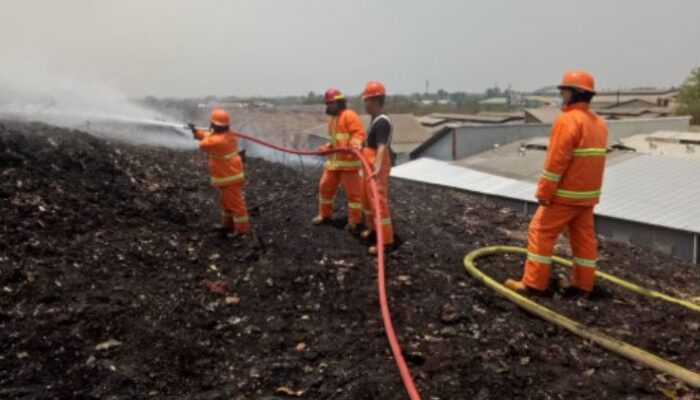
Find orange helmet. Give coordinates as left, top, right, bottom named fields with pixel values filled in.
left=210, top=108, right=230, bottom=126
left=362, top=81, right=386, bottom=99
left=557, top=70, right=596, bottom=94
left=323, top=88, right=345, bottom=103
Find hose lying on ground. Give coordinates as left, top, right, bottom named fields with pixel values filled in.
left=230, top=131, right=422, bottom=400
left=463, top=246, right=700, bottom=389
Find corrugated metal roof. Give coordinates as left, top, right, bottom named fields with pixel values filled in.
left=524, top=90, right=678, bottom=109
left=455, top=138, right=636, bottom=182
left=592, top=95, right=669, bottom=106
left=646, top=131, right=700, bottom=143
left=388, top=114, right=432, bottom=143
left=416, top=116, right=446, bottom=127
left=429, top=112, right=523, bottom=124
left=597, top=107, right=673, bottom=117
left=524, top=107, right=561, bottom=124
left=598, top=156, right=700, bottom=233
left=391, top=156, right=700, bottom=234
left=478, top=111, right=524, bottom=118
left=602, top=99, right=659, bottom=109
left=391, top=157, right=535, bottom=198
left=618, top=133, right=700, bottom=158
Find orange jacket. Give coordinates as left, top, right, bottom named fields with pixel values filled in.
left=321, top=109, right=365, bottom=170
left=536, top=103, right=608, bottom=206
left=195, top=129, right=244, bottom=187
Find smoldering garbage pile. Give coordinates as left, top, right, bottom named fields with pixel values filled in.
left=0, top=68, right=193, bottom=149
left=1, top=120, right=699, bottom=399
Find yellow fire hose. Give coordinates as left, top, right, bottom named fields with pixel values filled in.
left=463, top=246, right=700, bottom=388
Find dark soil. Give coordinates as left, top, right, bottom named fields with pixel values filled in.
left=1, top=120, right=699, bottom=400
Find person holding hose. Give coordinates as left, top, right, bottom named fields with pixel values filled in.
left=313, top=88, right=365, bottom=233
left=188, top=108, right=250, bottom=237
left=505, top=70, right=607, bottom=295
left=360, top=81, right=395, bottom=255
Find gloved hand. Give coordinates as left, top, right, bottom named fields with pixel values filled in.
left=187, top=123, right=197, bottom=138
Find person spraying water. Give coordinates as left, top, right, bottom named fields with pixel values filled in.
left=187, top=108, right=251, bottom=238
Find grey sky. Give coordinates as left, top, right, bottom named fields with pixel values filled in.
left=1, top=0, right=699, bottom=97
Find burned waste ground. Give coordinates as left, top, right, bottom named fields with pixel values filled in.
left=1, top=121, right=699, bottom=399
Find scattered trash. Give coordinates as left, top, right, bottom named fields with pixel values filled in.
left=95, top=339, right=122, bottom=351
left=204, top=280, right=228, bottom=293
left=276, top=386, right=305, bottom=397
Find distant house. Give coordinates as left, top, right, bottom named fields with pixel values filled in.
left=524, top=88, right=678, bottom=109
left=592, top=89, right=678, bottom=109
left=604, top=98, right=659, bottom=109
left=523, top=95, right=559, bottom=107
left=409, top=117, right=692, bottom=161
left=428, top=112, right=523, bottom=125
left=478, top=97, right=508, bottom=106
left=597, top=107, right=675, bottom=120
left=524, top=104, right=675, bottom=123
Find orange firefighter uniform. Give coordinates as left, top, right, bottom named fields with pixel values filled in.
left=316, top=89, right=365, bottom=225
left=513, top=71, right=607, bottom=292
left=194, top=109, right=250, bottom=235
left=361, top=82, right=394, bottom=251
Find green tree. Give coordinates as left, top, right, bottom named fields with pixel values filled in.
left=677, top=67, right=700, bottom=124
left=303, top=91, right=322, bottom=105
left=485, top=85, right=502, bottom=98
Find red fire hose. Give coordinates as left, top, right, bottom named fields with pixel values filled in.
left=233, top=131, right=421, bottom=400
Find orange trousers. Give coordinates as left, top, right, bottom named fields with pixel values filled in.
left=362, top=148, right=394, bottom=245
left=219, top=182, right=250, bottom=234
left=318, top=169, right=363, bottom=224
left=522, top=203, right=597, bottom=292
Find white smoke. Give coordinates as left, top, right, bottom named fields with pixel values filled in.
left=0, top=54, right=194, bottom=149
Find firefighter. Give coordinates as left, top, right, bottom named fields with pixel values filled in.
left=312, top=88, right=365, bottom=232
left=188, top=108, right=250, bottom=237
left=360, top=81, right=395, bottom=255
left=505, top=70, right=607, bottom=295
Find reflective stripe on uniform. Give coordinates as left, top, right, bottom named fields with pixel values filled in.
left=319, top=197, right=335, bottom=205
left=573, top=257, right=597, bottom=268
left=541, top=170, right=561, bottom=182
left=554, top=189, right=601, bottom=199
left=210, top=172, right=245, bottom=185
left=364, top=209, right=374, bottom=215
left=348, top=202, right=362, bottom=209
left=209, top=151, right=238, bottom=160
left=221, top=211, right=232, bottom=217
left=527, top=252, right=552, bottom=264
left=325, top=160, right=362, bottom=168
left=382, top=218, right=392, bottom=225
left=573, top=147, right=607, bottom=156
left=233, top=215, right=249, bottom=223
left=334, top=133, right=351, bottom=141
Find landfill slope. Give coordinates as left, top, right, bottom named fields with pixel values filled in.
left=1, top=120, right=699, bottom=399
